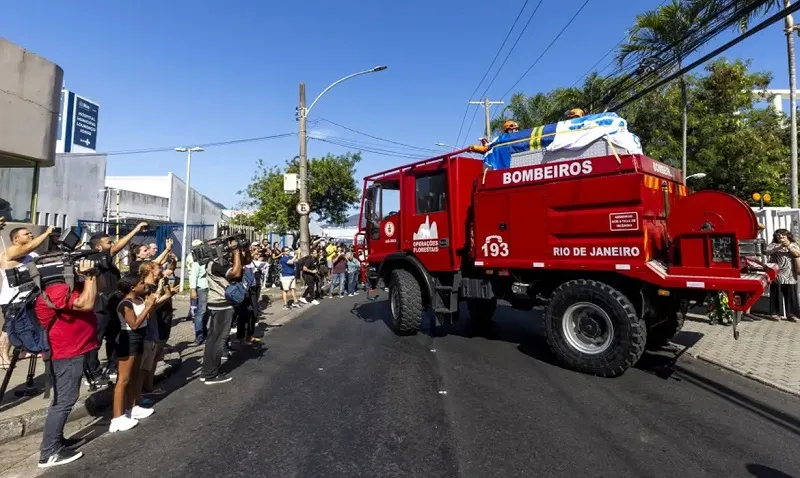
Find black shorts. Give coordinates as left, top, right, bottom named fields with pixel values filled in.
left=116, top=328, right=146, bottom=358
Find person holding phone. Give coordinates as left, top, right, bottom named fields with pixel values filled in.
left=279, top=247, right=299, bottom=309
left=766, top=228, right=800, bottom=321
left=110, top=273, right=157, bottom=433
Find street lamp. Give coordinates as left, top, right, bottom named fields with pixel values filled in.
left=685, top=172, right=707, bottom=181
left=174, top=146, right=204, bottom=292
left=297, top=65, right=387, bottom=256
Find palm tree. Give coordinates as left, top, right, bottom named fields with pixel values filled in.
left=693, top=0, right=798, bottom=207
left=617, top=0, right=707, bottom=184
left=490, top=74, right=616, bottom=133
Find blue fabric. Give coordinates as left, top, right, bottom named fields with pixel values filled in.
left=279, top=256, right=294, bottom=276
left=483, top=112, right=628, bottom=170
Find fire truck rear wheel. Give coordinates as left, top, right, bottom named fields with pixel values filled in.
left=388, top=269, right=423, bottom=336
left=545, top=279, right=646, bottom=377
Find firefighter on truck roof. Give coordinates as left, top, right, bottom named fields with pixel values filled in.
left=468, top=120, right=520, bottom=155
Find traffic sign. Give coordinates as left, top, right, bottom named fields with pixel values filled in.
left=296, top=201, right=311, bottom=215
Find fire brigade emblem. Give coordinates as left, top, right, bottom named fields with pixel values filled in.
left=384, top=221, right=395, bottom=237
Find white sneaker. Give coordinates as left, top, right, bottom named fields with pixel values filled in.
left=128, top=406, right=154, bottom=420
left=230, top=327, right=238, bottom=334
left=311, top=299, right=320, bottom=305
left=299, top=297, right=309, bottom=304
left=109, top=415, right=138, bottom=432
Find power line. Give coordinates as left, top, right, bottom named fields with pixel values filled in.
left=315, top=117, right=441, bottom=153
left=460, top=0, right=547, bottom=145
left=569, top=0, right=670, bottom=89
left=612, top=0, right=800, bottom=110
left=498, top=0, right=592, bottom=102
left=310, top=136, right=429, bottom=160
left=454, top=0, right=534, bottom=146
left=60, top=132, right=296, bottom=158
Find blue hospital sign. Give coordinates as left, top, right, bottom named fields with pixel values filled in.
left=72, top=96, right=99, bottom=150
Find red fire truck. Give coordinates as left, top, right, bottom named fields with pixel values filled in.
left=356, top=148, right=777, bottom=377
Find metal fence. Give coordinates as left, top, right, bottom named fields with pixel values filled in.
left=76, top=220, right=215, bottom=261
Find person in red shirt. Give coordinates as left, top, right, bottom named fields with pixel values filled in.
left=35, top=259, right=99, bottom=469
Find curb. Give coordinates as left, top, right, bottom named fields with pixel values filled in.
left=0, top=354, right=182, bottom=445
left=692, top=353, right=800, bottom=398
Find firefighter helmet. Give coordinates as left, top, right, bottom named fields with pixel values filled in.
left=564, top=108, right=586, bottom=119
left=503, top=120, right=520, bottom=132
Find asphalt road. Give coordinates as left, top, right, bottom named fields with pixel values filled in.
left=42, top=294, right=800, bottom=478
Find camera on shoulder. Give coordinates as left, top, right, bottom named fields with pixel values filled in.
left=190, top=233, right=250, bottom=267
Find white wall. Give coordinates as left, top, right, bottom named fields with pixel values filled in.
left=0, top=153, right=106, bottom=226
left=105, top=176, right=172, bottom=198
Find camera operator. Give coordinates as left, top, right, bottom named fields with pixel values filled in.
left=85, top=222, right=149, bottom=385
left=1, top=225, right=55, bottom=367
left=201, top=237, right=243, bottom=385
left=36, top=259, right=100, bottom=468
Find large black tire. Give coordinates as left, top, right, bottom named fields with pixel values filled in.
left=388, top=269, right=423, bottom=335
left=645, top=299, right=687, bottom=350
left=545, top=279, right=646, bottom=377
left=467, top=298, right=497, bottom=323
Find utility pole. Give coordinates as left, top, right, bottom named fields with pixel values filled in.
left=785, top=0, right=799, bottom=208
left=469, top=97, right=504, bottom=139
left=297, top=82, right=310, bottom=257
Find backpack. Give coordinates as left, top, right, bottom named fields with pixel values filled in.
left=4, top=262, right=71, bottom=359
left=224, top=282, right=248, bottom=305
left=4, top=296, right=52, bottom=357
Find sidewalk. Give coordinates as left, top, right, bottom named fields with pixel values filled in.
left=0, top=286, right=304, bottom=445
left=677, top=312, right=800, bottom=397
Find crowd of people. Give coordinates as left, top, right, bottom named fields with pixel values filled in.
left=0, top=218, right=371, bottom=469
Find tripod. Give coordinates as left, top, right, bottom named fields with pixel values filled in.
left=0, top=347, right=40, bottom=403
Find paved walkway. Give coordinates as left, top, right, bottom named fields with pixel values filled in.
left=677, top=313, right=800, bottom=397
left=0, top=287, right=305, bottom=445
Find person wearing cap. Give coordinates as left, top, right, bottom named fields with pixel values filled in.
left=468, top=120, right=521, bottom=154
left=188, top=239, right=209, bottom=345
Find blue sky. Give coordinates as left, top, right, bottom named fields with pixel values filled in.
left=1, top=0, right=793, bottom=209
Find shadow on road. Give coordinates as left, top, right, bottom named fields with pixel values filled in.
left=745, top=464, right=796, bottom=477
left=351, top=299, right=702, bottom=380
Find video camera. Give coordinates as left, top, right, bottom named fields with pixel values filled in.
left=4, top=229, right=98, bottom=292
left=191, top=233, right=250, bottom=267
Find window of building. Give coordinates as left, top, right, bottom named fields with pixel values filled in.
left=415, top=172, right=447, bottom=214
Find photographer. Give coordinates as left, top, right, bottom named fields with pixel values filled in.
left=1, top=225, right=55, bottom=368
left=85, top=222, right=148, bottom=385
left=35, top=259, right=100, bottom=468
left=201, top=237, right=243, bottom=385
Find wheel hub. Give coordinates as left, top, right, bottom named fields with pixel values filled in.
left=561, top=302, right=615, bottom=355
left=578, top=314, right=601, bottom=338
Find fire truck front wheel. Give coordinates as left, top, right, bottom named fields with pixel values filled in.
left=545, top=280, right=646, bottom=377
left=388, top=269, right=424, bottom=335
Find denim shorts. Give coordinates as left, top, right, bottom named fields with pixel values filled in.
left=116, top=328, right=146, bottom=358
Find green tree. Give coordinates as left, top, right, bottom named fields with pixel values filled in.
left=240, top=152, right=362, bottom=233
left=618, top=0, right=707, bottom=182
left=627, top=59, right=790, bottom=205
left=491, top=74, right=616, bottom=132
